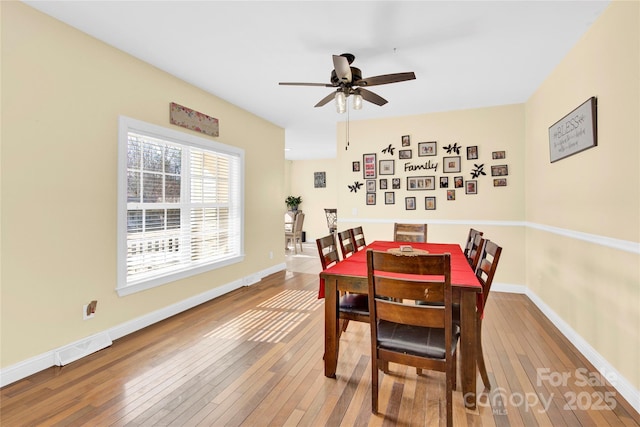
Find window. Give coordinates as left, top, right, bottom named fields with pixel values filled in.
left=117, top=116, right=244, bottom=296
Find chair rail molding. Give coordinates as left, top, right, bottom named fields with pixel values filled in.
left=339, top=218, right=639, bottom=254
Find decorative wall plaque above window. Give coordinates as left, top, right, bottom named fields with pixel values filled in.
left=170, top=102, right=219, bottom=137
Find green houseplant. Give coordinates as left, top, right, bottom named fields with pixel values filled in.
left=285, top=195, right=302, bottom=211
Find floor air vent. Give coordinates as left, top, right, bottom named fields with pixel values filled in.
left=54, top=332, right=112, bottom=366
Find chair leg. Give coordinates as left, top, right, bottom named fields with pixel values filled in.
left=452, top=352, right=457, bottom=390
left=371, top=358, right=379, bottom=414
left=477, top=317, right=491, bottom=389
left=446, top=360, right=454, bottom=427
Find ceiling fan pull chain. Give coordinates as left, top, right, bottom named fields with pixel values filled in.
left=346, top=106, right=350, bottom=150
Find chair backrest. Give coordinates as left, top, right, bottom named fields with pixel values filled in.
left=316, top=234, right=340, bottom=270
left=464, top=228, right=483, bottom=257
left=393, top=223, right=428, bottom=242
left=467, top=233, right=484, bottom=270
left=338, top=229, right=357, bottom=259
left=367, top=250, right=453, bottom=352
left=352, top=226, right=366, bottom=251
left=284, top=211, right=296, bottom=232
left=324, top=208, right=337, bottom=233
left=476, top=240, right=502, bottom=303
left=293, top=212, right=305, bottom=233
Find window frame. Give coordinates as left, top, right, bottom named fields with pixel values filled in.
left=117, top=116, right=244, bottom=296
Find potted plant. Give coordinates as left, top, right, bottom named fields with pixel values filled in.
left=285, top=195, right=302, bottom=212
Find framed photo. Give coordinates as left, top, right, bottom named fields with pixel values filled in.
left=454, top=176, right=464, bottom=188
left=366, top=179, right=376, bottom=193
left=352, top=161, right=361, bottom=172
left=385, top=191, right=395, bottom=204
left=314, top=171, right=326, bottom=188
left=392, top=178, right=401, bottom=189
left=467, top=146, right=478, bottom=160
left=425, top=196, right=436, bottom=210
left=491, top=164, right=509, bottom=176
left=493, top=178, right=507, bottom=187
left=379, top=159, right=395, bottom=175
left=406, top=176, right=435, bottom=190
left=399, top=149, right=412, bottom=159
left=366, top=193, right=376, bottom=205
left=405, top=196, right=416, bottom=210
left=492, top=151, right=506, bottom=159
left=401, top=135, right=410, bottom=146
left=363, top=153, right=377, bottom=179
left=447, top=189, right=456, bottom=200
left=443, top=156, right=461, bottom=173
left=418, top=141, right=437, bottom=156
left=379, top=178, right=388, bottom=190
left=439, top=176, right=449, bottom=188
left=425, top=176, right=436, bottom=190
left=465, top=180, right=477, bottom=194
left=549, top=96, right=597, bottom=163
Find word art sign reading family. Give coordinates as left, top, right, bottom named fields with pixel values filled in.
left=404, top=159, right=439, bottom=172
left=548, top=97, right=597, bottom=163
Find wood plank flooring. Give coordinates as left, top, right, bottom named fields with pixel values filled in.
left=1, top=243, right=638, bottom=426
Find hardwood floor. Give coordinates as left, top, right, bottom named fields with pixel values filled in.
left=2, top=243, right=638, bottom=426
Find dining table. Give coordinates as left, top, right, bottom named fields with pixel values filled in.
left=318, top=240, right=483, bottom=410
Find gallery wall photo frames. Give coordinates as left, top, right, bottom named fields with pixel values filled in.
left=345, top=131, right=512, bottom=203
left=363, top=153, right=376, bottom=179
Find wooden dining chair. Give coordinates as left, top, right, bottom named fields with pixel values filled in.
left=393, top=223, right=428, bottom=242
left=463, top=228, right=483, bottom=260
left=324, top=208, right=337, bottom=236
left=351, top=226, right=366, bottom=251
left=316, top=234, right=369, bottom=332
left=316, top=234, right=340, bottom=270
left=337, top=229, right=357, bottom=259
left=367, top=250, right=457, bottom=426
left=466, top=232, right=485, bottom=271
left=285, top=212, right=305, bottom=254
left=473, top=239, right=502, bottom=389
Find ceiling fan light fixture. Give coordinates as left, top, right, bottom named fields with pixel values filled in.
left=335, top=91, right=346, bottom=114
left=353, top=93, right=363, bottom=110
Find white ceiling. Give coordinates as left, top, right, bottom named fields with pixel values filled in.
left=24, top=1, right=610, bottom=160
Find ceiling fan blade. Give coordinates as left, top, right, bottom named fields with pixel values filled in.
left=279, top=82, right=333, bottom=87
left=332, top=55, right=352, bottom=84
left=355, top=72, right=416, bottom=87
left=314, top=91, right=336, bottom=108
left=358, top=88, right=387, bottom=106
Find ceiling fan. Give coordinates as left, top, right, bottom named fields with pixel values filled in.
left=279, top=53, right=416, bottom=112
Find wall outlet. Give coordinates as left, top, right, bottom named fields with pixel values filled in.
left=83, top=300, right=97, bottom=320
left=269, top=251, right=273, bottom=259
left=83, top=305, right=95, bottom=320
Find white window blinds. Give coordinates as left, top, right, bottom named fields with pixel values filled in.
left=117, top=117, right=244, bottom=296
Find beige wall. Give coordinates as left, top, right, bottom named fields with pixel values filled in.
left=287, top=159, right=338, bottom=243
left=335, top=104, right=527, bottom=288
left=1, top=2, right=285, bottom=367
left=524, top=1, right=639, bottom=390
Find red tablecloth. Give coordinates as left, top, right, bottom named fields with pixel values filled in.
left=318, top=241, right=484, bottom=314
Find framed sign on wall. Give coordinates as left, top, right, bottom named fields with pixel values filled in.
left=548, top=97, right=597, bottom=163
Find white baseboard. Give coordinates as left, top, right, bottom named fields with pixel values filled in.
left=493, top=284, right=640, bottom=415
left=492, top=282, right=527, bottom=294
left=0, top=262, right=286, bottom=388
